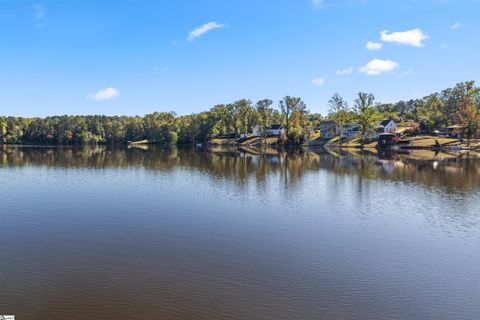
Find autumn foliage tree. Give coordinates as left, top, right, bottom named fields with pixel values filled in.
left=458, top=85, right=480, bottom=145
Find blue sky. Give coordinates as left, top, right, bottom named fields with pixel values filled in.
left=0, top=0, right=479, bottom=117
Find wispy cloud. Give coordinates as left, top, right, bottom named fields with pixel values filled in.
left=398, top=68, right=413, bottom=78
left=380, top=29, right=427, bottom=47
left=188, top=22, right=224, bottom=41
left=312, top=0, right=327, bottom=9
left=88, top=87, right=120, bottom=101
left=336, top=68, right=353, bottom=76
left=366, top=41, right=383, bottom=51
left=33, top=4, right=47, bottom=27
left=311, top=78, right=326, bottom=86
left=451, top=22, right=464, bottom=30
left=359, top=59, right=398, bottom=75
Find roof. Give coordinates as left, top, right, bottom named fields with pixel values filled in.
left=270, top=124, right=283, bottom=130
left=320, top=121, right=335, bottom=125
left=319, top=122, right=335, bottom=130
left=378, top=119, right=393, bottom=127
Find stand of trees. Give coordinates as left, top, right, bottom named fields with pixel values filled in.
left=1, top=81, right=479, bottom=146
left=0, top=96, right=320, bottom=145
left=327, top=81, right=480, bottom=142
left=372, top=81, right=480, bottom=129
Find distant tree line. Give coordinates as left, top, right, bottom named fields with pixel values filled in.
left=0, top=96, right=319, bottom=145
left=1, top=81, right=479, bottom=146
left=328, top=81, right=480, bottom=144
left=375, top=81, right=479, bottom=130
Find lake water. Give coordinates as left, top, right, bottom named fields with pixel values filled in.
left=0, top=146, right=479, bottom=320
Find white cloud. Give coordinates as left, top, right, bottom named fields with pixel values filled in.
left=311, top=78, right=326, bottom=86
left=336, top=68, right=353, bottom=76
left=188, top=22, right=224, bottom=41
left=451, top=22, right=464, bottom=29
left=366, top=41, right=383, bottom=51
left=440, top=43, right=449, bottom=49
left=88, top=87, right=120, bottom=101
left=380, top=29, right=428, bottom=47
left=312, top=0, right=326, bottom=8
left=359, top=59, right=398, bottom=75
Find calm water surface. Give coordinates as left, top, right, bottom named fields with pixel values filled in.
left=0, top=146, right=479, bottom=320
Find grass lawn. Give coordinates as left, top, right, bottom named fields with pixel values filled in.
left=407, top=150, right=460, bottom=160
left=212, top=135, right=480, bottom=149
left=408, top=136, right=459, bottom=147
left=210, top=138, right=238, bottom=145
left=334, top=137, right=377, bottom=148
left=309, top=130, right=321, bottom=140
left=239, top=136, right=280, bottom=146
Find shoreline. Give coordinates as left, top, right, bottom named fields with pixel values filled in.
left=2, top=138, right=480, bottom=152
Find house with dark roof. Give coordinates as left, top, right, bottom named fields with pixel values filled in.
left=319, top=121, right=338, bottom=139
left=446, top=125, right=464, bottom=138
left=252, top=124, right=285, bottom=137
left=340, top=120, right=398, bottom=139
left=376, top=120, right=398, bottom=135
left=267, top=124, right=285, bottom=136
left=341, top=123, right=361, bottom=139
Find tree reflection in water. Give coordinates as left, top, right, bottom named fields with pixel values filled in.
left=1, top=145, right=479, bottom=193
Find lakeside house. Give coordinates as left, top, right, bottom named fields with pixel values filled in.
left=446, top=125, right=465, bottom=138
left=377, top=120, right=398, bottom=135
left=433, top=125, right=465, bottom=138
left=377, top=133, right=398, bottom=149
left=319, top=121, right=338, bottom=139
left=268, top=124, right=285, bottom=136
left=252, top=124, right=285, bottom=137
left=252, top=125, right=261, bottom=136
left=339, top=120, right=398, bottom=139
left=340, top=123, right=360, bottom=139
left=341, top=123, right=361, bottom=139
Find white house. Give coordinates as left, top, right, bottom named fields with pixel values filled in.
left=377, top=120, right=398, bottom=134
left=340, top=120, right=398, bottom=139
left=252, top=124, right=285, bottom=137
left=252, top=124, right=285, bottom=136
left=252, top=125, right=262, bottom=136
left=268, top=124, right=285, bottom=136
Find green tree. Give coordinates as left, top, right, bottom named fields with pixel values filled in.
left=234, top=99, right=253, bottom=137
left=441, top=81, right=476, bottom=124
left=354, top=92, right=382, bottom=146
left=0, top=117, right=6, bottom=143
left=209, top=104, right=228, bottom=136
left=328, top=93, right=349, bottom=138
left=290, top=101, right=310, bottom=144
left=308, top=113, right=322, bottom=128
left=279, top=96, right=307, bottom=141
left=416, top=95, right=444, bottom=131
left=256, top=99, right=273, bottom=142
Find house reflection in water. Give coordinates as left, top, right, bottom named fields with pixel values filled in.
left=1, top=145, right=480, bottom=192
